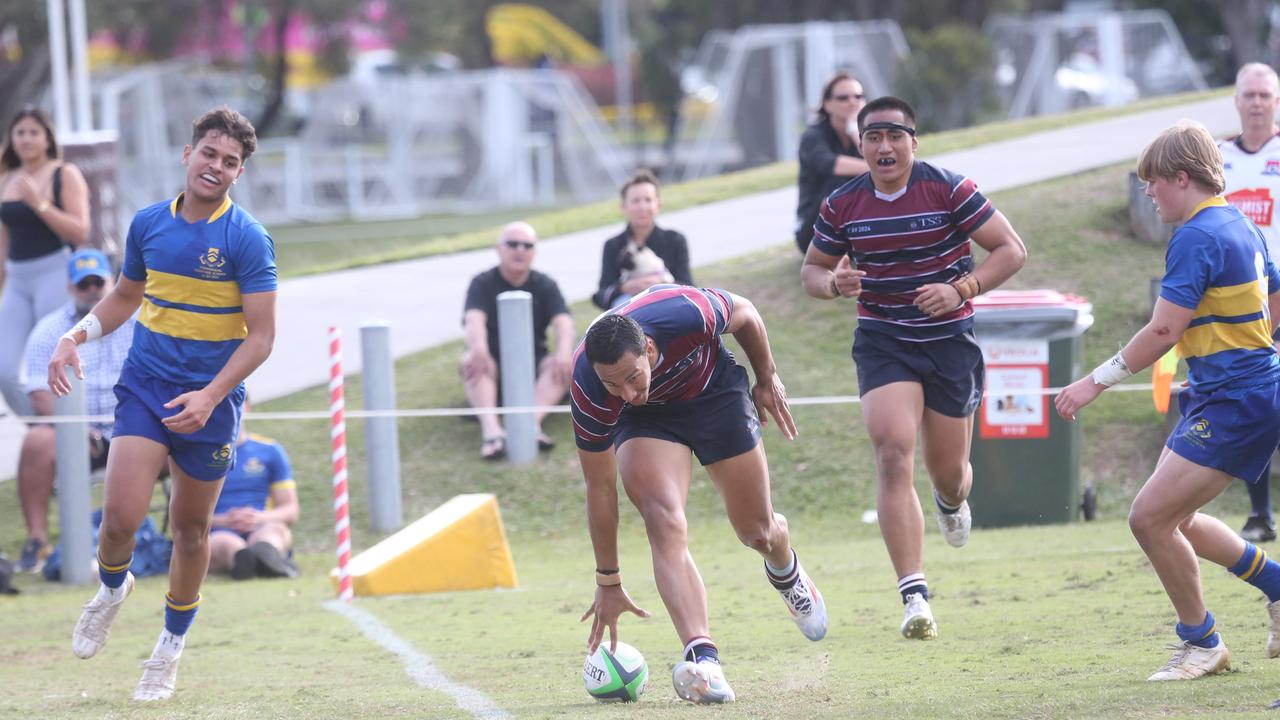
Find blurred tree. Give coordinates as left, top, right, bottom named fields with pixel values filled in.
left=1129, top=0, right=1268, bottom=85
left=897, top=23, right=1001, bottom=132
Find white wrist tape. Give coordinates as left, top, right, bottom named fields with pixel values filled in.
left=1091, top=351, right=1132, bottom=387
left=61, top=313, right=102, bottom=344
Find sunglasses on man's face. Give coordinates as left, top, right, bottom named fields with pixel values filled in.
left=75, top=277, right=105, bottom=291
left=831, top=93, right=865, bottom=102
left=504, top=240, right=535, bottom=250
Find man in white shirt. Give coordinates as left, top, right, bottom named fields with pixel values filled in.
left=1219, top=62, right=1280, bottom=542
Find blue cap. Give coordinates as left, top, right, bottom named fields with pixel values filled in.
left=68, top=248, right=111, bottom=284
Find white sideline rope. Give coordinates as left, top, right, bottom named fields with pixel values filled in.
left=9, top=381, right=1161, bottom=424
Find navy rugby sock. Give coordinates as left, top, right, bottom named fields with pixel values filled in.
left=934, top=490, right=961, bottom=515
left=765, top=549, right=799, bottom=590
left=898, top=573, right=928, bottom=603
left=683, top=637, right=720, bottom=665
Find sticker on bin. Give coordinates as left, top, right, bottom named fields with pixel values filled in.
left=979, top=339, right=1049, bottom=439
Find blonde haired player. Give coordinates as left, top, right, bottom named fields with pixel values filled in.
left=1057, top=120, right=1280, bottom=681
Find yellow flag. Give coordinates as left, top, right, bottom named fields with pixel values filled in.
left=1152, top=347, right=1179, bottom=414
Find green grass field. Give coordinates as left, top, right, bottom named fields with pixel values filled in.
left=5, top=131, right=1276, bottom=718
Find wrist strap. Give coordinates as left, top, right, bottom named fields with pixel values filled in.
left=61, top=313, right=102, bottom=345
left=950, top=273, right=981, bottom=301
left=828, top=273, right=839, bottom=298
left=1091, top=351, right=1132, bottom=387
left=595, top=570, right=622, bottom=587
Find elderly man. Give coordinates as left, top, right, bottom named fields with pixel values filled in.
left=17, top=248, right=134, bottom=572
left=1219, top=62, right=1280, bottom=543
left=461, top=221, right=575, bottom=459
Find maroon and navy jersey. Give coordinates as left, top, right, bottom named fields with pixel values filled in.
left=813, top=160, right=994, bottom=341
left=572, top=285, right=735, bottom=452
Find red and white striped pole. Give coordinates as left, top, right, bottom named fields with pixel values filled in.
left=329, top=326, right=354, bottom=602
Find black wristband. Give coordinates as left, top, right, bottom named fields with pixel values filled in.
left=595, top=568, right=619, bottom=575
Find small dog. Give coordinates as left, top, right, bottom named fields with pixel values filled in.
left=619, top=242, right=674, bottom=286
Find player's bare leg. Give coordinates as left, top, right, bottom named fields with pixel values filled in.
left=73, top=437, right=168, bottom=659
left=617, top=437, right=705, bottom=643
left=706, top=442, right=826, bottom=641
left=862, top=382, right=937, bottom=638
left=921, top=409, right=974, bottom=547
left=1130, top=451, right=1235, bottom=680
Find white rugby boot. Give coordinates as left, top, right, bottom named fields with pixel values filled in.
left=900, top=592, right=938, bottom=640
left=1147, top=639, right=1230, bottom=681
left=133, top=654, right=181, bottom=701
left=672, top=660, right=736, bottom=704
left=775, top=561, right=828, bottom=641
left=1266, top=600, right=1280, bottom=658
left=72, top=573, right=135, bottom=659
left=935, top=500, right=972, bottom=548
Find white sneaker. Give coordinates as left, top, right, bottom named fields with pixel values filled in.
left=133, top=654, right=181, bottom=701
left=672, top=660, right=736, bottom=704
left=775, top=563, right=828, bottom=641
left=935, top=500, right=972, bottom=548
left=900, top=592, right=938, bottom=640
left=1147, top=639, right=1230, bottom=680
left=1267, top=600, right=1280, bottom=658
left=72, top=573, right=135, bottom=659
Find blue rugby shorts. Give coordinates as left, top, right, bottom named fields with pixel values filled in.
left=112, top=363, right=245, bottom=481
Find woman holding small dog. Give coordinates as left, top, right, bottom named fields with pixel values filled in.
left=592, top=169, right=694, bottom=309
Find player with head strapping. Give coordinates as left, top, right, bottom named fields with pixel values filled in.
left=573, top=284, right=826, bottom=705
left=800, top=96, right=1027, bottom=640
left=1057, top=120, right=1280, bottom=681
left=48, top=107, right=277, bottom=702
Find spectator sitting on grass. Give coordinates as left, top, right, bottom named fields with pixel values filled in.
left=208, top=397, right=299, bottom=580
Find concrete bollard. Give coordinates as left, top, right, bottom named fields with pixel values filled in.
left=54, top=375, right=93, bottom=585
left=497, top=291, right=537, bottom=464
left=360, top=322, right=403, bottom=532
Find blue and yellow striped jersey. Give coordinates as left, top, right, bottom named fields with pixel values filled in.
left=1161, top=197, right=1280, bottom=392
left=122, top=194, right=277, bottom=385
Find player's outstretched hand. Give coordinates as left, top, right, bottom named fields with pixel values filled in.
left=581, top=585, right=650, bottom=655
left=751, top=373, right=798, bottom=440
left=162, top=389, right=219, bottom=434
left=1054, top=376, right=1104, bottom=422
left=833, top=255, right=865, bottom=298
left=914, top=282, right=963, bottom=318
left=48, top=338, right=84, bottom=397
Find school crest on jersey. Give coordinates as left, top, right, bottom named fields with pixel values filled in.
left=1263, top=159, right=1280, bottom=177
left=243, top=457, right=266, bottom=475
left=196, top=247, right=229, bottom=280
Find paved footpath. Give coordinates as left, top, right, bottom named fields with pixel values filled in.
left=0, top=95, right=1236, bottom=480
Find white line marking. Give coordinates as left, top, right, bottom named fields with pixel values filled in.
left=324, top=600, right=512, bottom=720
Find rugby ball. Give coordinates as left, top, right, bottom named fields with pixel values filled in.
left=583, top=641, right=648, bottom=702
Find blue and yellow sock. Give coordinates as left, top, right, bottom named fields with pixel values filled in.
left=1175, top=610, right=1220, bottom=649
left=98, top=554, right=131, bottom=589
left=1229, top=543, right=1280, bottom=602
left=682, top=636, right=719, bottom=665
left=164, top=593, right=201, bottom=636
left=898, top=573, right=928, bottom=603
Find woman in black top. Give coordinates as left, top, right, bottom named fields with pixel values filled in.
left=0, top=107, right=91, bottom=416
left=794, top=72, right=870, bottom=254
left=592, top=169, right=694, bottom=309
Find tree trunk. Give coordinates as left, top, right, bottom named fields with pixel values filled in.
left=1218, top=0, right=1267, bottom=66
left=255, top=0, right=294, bottom=137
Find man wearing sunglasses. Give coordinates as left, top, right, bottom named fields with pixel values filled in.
left=461, top=221, right=575, bottom=459
left=15, top=247, right=134, bottom=573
